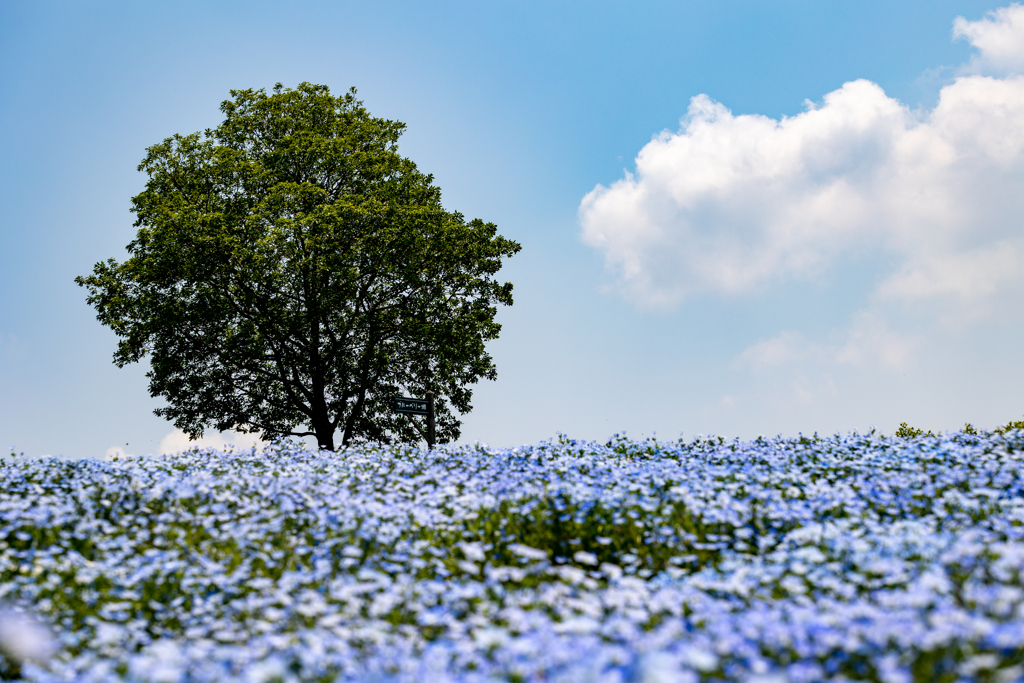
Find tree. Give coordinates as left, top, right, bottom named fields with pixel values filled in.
left=76, top=83, right=520, bottom=451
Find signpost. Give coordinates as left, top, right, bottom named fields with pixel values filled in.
left=392, top=390, right=435, bottom=448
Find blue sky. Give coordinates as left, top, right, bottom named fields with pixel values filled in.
left=2, top=0, right=1023, bottom=457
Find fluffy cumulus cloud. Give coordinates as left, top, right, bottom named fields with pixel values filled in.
left=579, top=6, right=1024, bottom=313
left=955, top=3, right=1024, bottom=74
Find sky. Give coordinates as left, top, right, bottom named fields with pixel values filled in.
left=2, top=0, right=1024, bottom=457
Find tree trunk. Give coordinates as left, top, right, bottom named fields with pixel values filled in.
left=341, top=389, right=367, bottom=447
left=307, top=279, right=335, bottom=450
left=314, top=419, right=335, bottom=451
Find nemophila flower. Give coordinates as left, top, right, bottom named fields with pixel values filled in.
left=0, top=605, right=57, bottom=676
left=573, top=551, right=599, bottom=566
left=4, top=433, right=1024, bottom=680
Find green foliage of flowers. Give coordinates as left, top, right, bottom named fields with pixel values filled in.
left=895, top=422, right=931, bottom=438
left=895, top=417, right=1022, bottom=438
left=996, top=416, right=1024, bottom=435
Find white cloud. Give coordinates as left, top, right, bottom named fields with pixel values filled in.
left=581, top=80, right=902, bottom=306
left=579, top=8, right=1024, bottom=312
left=736, top=313, right=917, bottom=372
left=954, top=4, right=1024, bottom=74
left=574, top=5, right=1024, bottom=435
left=157, top=428, right=267, bottom=455
left=736, top=331, right=820, bottom=370
left=833, top=312, right=918, bottom=367
left=877, top=242, right=1020, bottom=303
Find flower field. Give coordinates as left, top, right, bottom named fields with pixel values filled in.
left=3, top=432, right=1024, bottom=682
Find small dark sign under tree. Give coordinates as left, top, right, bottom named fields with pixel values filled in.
left=393, top=392, right=435, bottom=448
left=393, top=397, right=429, bottom=415
left=76, top=83, right=519, bottom=451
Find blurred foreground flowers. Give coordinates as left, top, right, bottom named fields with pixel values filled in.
left=0, top=606, right=56, bottom=679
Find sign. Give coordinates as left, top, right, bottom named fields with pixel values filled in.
left=393, top=396, right=429, bottom=415
left=392, top=392, right=436, bottom=448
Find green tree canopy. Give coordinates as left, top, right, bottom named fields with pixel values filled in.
left=77, top=83, right=520, bottom=450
